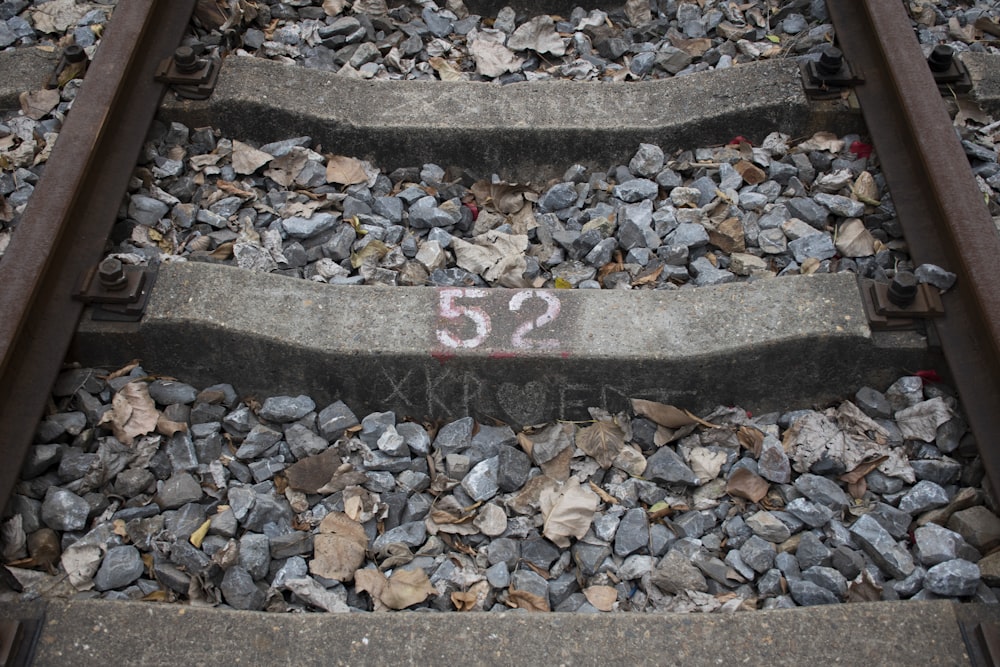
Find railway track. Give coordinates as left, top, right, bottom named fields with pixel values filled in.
left=2, top=0, right=1000, bottom=663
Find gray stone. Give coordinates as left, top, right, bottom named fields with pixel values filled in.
left=801, top=565, right=847, bottom=599
left=893, top=567, right=927, bottom=598
left=613, top=178, right=658, bottom=203
left=746, top=511, right=791, bottom=543
left=221, top=566, right=266, bottom=610
left=94, top=545, right=145, bottom=591
left=898, top=480, right=950, bottom=515
left=789, top=578, right=839, bottom=606
left=645, top=446, right=698, bottom=486
left=242, top=492, right=293, bottom=534
left=651, top=549, right=708, bottom=593
left=796, top=531, right=833, bottom=569
left=614, top=508, right=649, bottom=557
left=539, top=182, right=577, bottom=211
left=409, top=197, right=455, bottom=228
left=739, top=535, right=776, bottom=573
left=510, top=569, right=549, bottom=601
left=831, top=545, right=865, bottom=580
left=155, top=472, right=203, bottom=510
left=690, top=257, right=736, bottom=286
left=434, top=417, right=474, bottom=455
left=21, top=444, right=62, bottom=479
left=668, top=222, right=710, bottom=249
left=915, top=263, right=957, bottom=291
left=924, top=559, right=980, bottom=597
left=870, top=502, right=912, bottom=540
left=486, top=538, right=520, bottom=568
left=166, top=432, right=199, bottom=473
left=794, top=474, right=850, bottom=511
left=691, top=551, right=731, bottom=586
left=619, top=554, right=655, bottom=581
left=757, top=227, right=787, bottom=254
left=813, top=193, right=864, bottom=218
left=948, top=506, right=1000, bottom=552
left=41, top=487, right=90, bottom=531
left=260, top=395, right=316, bottom=423
left=359, top=411, right=395, bottom=447
left=373, top=521, right=426, bottom=551
left=497, top=445, right=532, bottom=492
left=282, top=213, right=337, bottom=239
left=153, top=560, right=191, bottom=594
left=630, top=143, right=665, bottom=178
left=396, top=422, right=430, bottom=456
left=235, top=424, right=283, bottom=459
left=910, top=459, right=962, bottom=486
left=785, top=197, right=829, bottom=227
left=270, top=531, right=314, bottom=559
left=521, top=538, right=560, bottom=570
left=148, top=380, right=198, bottom=405
left=239, top=533, right=271, bottom=580
left=376, top=425, right=409, bottom=457
left=129, top=194, right=169, bottom=226
left=849, top=514, right=915, bottom=579
left=572, top=544, right=611, bottom=581
left=169, top=541, right=211, bottom=576
left=914, top=524, right=963, bottom=567
left=789, top=233, right=836, bottom=263
left=786, top=497, right=834, bottom=529
left=855, top=387, right=892, bottom=419
left=485, top=562, right=510, bottom=588
left=757, top=438, right=791, bottom=484
left=318, top=401, right=361, bottom=444
left=284, top=423, right=329, bottom=459
left=758, top=569, right=785, bottom=597
left=461, top=456, right=499, bottom=501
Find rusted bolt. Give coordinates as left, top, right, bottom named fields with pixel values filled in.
left=173, top=46, right=201, bottom=73
left=816, top=46, right=844, bottom=77
left=888, top=271, right=918, bottom=307
left=63, top=44, right=86, bottom=63
left=98, top=258, right=127, bottom=291
left=927, top=44, right=954, bottom=73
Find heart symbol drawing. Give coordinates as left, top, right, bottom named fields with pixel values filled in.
left=495, top=381, right=550, bottom=427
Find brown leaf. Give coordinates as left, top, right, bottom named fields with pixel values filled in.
left=354, top=568, right=388, bottom=610
left=451, top=590, right=478, bottom=611
left=100, top=381, right=160, bottom=444
left=215, top=179, right=257, bottom=199
left=734, top=160, right=766, bottom=185
left=325, top=155, right=369, bottom=186
left=737, top=425, right=765, bottom=457
left=429, top=495, right=476, bottom=525
left=19, top=88, right=60, bottom=121
left=583, top=585, right=617, bottom=611
left=208, top=241, right=233, bottom=260
left=839, top=455, right=889, bottom=485
left=847, top=569, right=882, bottom=603
left=631, top=399, right=716, bottom=429
left=309, top=512, right=368, bottom=582
left=102, top=359, right=142, bottom=381
left=630, top=264, right=663, bottom=287
left=428, top=56, right=463, bottom=81
left=141, top=590, right=173, bottom=602
left=847, top=478, right=867, bottom=500
left=286, top=449, right=349, bottom=494
left=156, top=414, right=188, bottom=437
left=470, top=180, right=533, bottom=215
left=539, top=444, right=573, bottom=482
left=539, top=477, right=599, bottom=548
left=379, top=568, right=437, bottom=610
left=576, top=421, right=625, bottom=469
left=726, top=468, right=770, bottom=503
left=507, top=587, right=550, bottom=612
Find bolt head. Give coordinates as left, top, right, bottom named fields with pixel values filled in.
left=888, top=271, right=918, bottom=307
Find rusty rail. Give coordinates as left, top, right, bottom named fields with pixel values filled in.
left=827, top=2, right=1000, bottom=490
left=0, top=0, right=196, bottom=507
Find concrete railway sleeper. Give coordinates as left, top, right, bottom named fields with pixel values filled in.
left=1, top=0, right=1000, bottom=663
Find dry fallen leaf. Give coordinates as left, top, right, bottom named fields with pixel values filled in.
left=356, top=567, right=436, bottom=610
left=576, top=420, right=625, bottom=469
left=325, top=155, right=369, bottom=186
left=309, top=511, right=368, bottom=582
left=737, top=425, right=765, bottom=457
left=231, top=140, right=273, bottom=175
left=583, top=585, right=617, bottom=611
left=156, top=414, right=188, bottom=437
left=847, top=569, right=883, bottom=603
left=428, top=56, right=464, bottom=81
left=839, top=455, right=889, bottom=485
left=589, top=480, right=619, bottom=505
left=189, top=519, right=211, bottom=548
left=631, top=398, right=716, bottom=429
left=470, top=180, right=533, bottom=215
left=19, top=88, right=60, bottom=121
left=507, top=587, right=550, bottom=612
left=100, top=381, right=160, bottom=445
left=726, top=467, right=770, bottom=503
left=539, top=477, right=599, bottom=548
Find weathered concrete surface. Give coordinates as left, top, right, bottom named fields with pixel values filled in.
left=159, top=57, right=859, bottom=180
left=0, top=598, right=983, bottom=666
left=963, top=53, right=1000, bottom=116
left=0, top=47, right=57, bottom=110
left=73, top=263, right=929, bottom=428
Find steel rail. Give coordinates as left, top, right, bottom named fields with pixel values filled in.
left=826, top=2, right=1000, bottom=489
left=0, top=0, right=196, bottom=508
